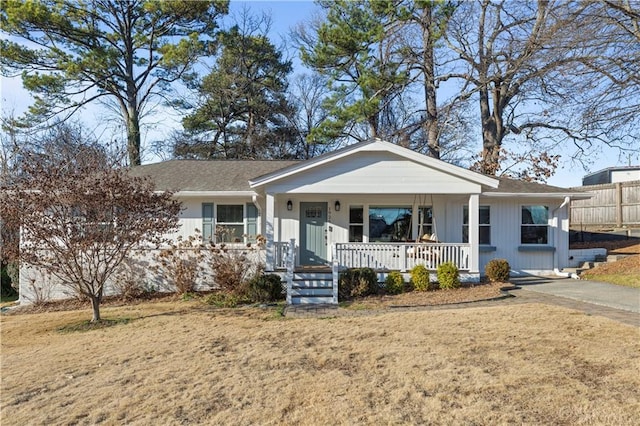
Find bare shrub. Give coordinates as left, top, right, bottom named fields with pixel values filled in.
left=209, top=245, right=257, bottom=295
left=154, top=234, right=206, bottom=295
left=112, top=257, right=151, bottom=301
left=22, top=270, right=54, bottom=306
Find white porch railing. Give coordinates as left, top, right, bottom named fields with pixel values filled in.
left=285, top=238, right=295, bottom=305
left=274, top=241, right=290, bottom=269
left=334, top=242, right=470, bottom=271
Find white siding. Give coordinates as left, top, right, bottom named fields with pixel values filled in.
left=19, top=248, right=266, bottom=305
left=472, top=197, right=570, bottom=274
left=264, top=152, right=482, bottom=194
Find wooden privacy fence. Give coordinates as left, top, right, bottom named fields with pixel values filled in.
left=570, top=181, right=640, bottom=228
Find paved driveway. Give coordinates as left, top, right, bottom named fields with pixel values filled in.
left=511, top=276, right=640, bottom=314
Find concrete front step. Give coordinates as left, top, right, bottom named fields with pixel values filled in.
left=290, top=287, right=334, bottom=297
left=290, top=295, right=336, bottom=305
left=288, top=271, right=336, bottom=304
left=292, top=279, right=333, bottom=288
left=607, top=254, right=629, bottom=262
left=292, top=272, right=333, bottom=280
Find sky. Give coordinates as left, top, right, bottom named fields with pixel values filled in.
left=1, top=0, right=637, bottom=188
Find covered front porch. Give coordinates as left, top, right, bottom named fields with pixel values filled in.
left=272, top=238, right=475, bottom=305
left=260, top=190, right=486, bottom=305
left=274, top=240, right=471, bottom=272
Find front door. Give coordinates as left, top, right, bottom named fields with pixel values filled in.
left=299, top=202, right=327, bottom=266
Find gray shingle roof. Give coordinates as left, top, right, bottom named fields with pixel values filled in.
left=129, top=159, right=588, bottom=197
left=128, top=160, right=299, bottom=192
left=487, top=177, right=588, bottom=195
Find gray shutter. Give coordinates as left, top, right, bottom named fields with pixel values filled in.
left=246, top=203, right=258, bottom=243
left=202, top=203, right=214, bottom=241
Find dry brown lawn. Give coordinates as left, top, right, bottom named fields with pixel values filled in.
left=2, top=300, right=639, bottom=425
left=570, top=240, right=640, bottom=287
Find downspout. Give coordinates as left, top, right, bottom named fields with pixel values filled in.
left=552, top=196, right=571, bottom=277
left=252, top=194, right=262, bottom=228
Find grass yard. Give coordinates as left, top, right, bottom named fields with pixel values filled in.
left=571, top=240, right=640, bottom=288
left=581, top=254, right=640, bottom=288
left=1, top=301, right=639, bottom=425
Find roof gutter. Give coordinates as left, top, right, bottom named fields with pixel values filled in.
left=482, top=192, right=593, bottom=200
left=172, top=191, right=257, bottom=197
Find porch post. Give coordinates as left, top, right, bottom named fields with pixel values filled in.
left=265, top=192, right=275, bottom=271
left=468, top=194, right=480, bottom=273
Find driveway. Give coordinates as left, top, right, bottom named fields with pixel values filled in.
left=511, top=276, right=640, bottom=314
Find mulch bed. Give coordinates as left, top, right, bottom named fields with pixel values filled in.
left=4, top=281, right=514, bottom=315
left=342, top=281, right=513, bottom=309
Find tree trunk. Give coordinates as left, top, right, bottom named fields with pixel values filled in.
left=421, top=4, right=440, bottom=159
left=126, top=106, right=141, bottom=166
left=90, top=295, right=102, bottom=322
left=480, top=82, right=507, bottom=175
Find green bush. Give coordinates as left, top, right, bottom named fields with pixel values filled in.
left=247, top=273, right=284, bottom=303
left=1, top=263, right=17, bottom=300
left=203, top=292, right=240, bottom=308
left=437, top=262, right=460, bottom=289
left=410, top=264, right=432, bottom=291
left=384, top=271, right=405, bottom=295
left=485, top=258, right=511, bottom=282
left=339, top=268, right=378, bottom=301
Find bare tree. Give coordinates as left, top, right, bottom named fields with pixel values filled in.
left=0, top=145, right=181, bottom=321
left=286, top=73, right=341, bottom=159
left=445, top=0, right=638, bottom=175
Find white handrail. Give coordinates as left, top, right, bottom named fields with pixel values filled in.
left=285, top=238, right=295, bottom=305
left=334, top=242, right=470, bottom=271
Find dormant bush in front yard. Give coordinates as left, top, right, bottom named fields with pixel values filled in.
left=0, top=149, right=181, bottom=322
left=154, top=233, right=207, bottom=295
left=247, top=273, right=284, bottom=303
left=208, top=232, right=266, bottom=297
left=339, top=268, right=378, bottom=300
left=112, top=257, right=155, bottom=301
left=485, top=258, right=511, bottom=282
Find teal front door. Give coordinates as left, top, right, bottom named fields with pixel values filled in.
left=300, top=202, right=327, bottom=266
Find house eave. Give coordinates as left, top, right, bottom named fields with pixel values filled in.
left=173, top=191, right=257, bottom=198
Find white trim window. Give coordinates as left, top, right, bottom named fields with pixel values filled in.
left=521, top=205, right=549, bottom=244
left=216, top=204, right=244, bottom=243
left=349, top=206, right=364, bottom=242
left=463, top=205, right=490, bottom=245
left=202, top=203, right=259, bottom=243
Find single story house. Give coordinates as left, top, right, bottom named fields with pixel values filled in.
left=18, top=139, right=592, bottom=305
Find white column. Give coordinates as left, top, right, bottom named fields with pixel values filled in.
left=265, top=192, right=275, bottom=271
left=468, top=194, right=479, bottom=273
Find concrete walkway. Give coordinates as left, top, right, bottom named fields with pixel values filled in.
left=510, top=276, right=640, bottom=314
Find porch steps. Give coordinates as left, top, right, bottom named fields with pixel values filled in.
left=290, top=272, right=335, bottom=305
